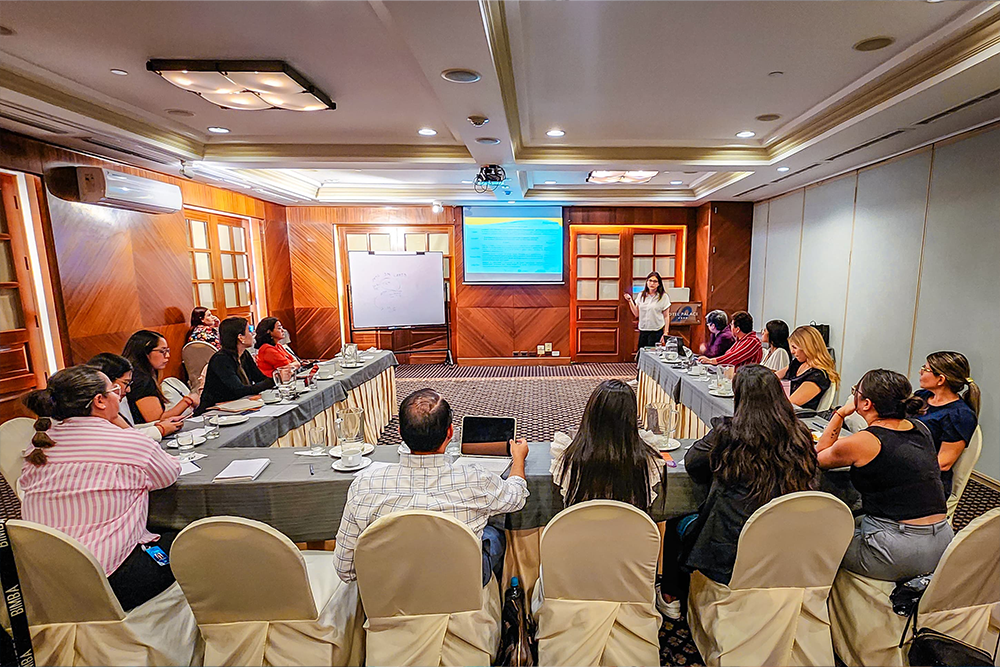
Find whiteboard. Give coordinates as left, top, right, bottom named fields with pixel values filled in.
left=348, top=252, right=446, bottom=328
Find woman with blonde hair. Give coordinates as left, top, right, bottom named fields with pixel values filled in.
left=914, top=351, right=980, bottom=496
left=776, top=325, right=839, bottom=410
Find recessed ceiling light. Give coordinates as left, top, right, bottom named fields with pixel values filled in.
left=208, top=126, right=230, bottom=134
left=441, top=68, right=482, bottom=84
left=670, top=180, right=683, bottom=185
left=853, top=36, right=895, bottom=52
left=777, top=166, right=790, bottom=172
left=546, top=128, right=565, bottom=138
left=544, top=180, right=557, bottom=185
left=755, top=113, right=781, bottom=122
left=0, top=26, right=15, bottom=37
left=736, top=130, right=756, bottom=138
left=476, top=137, right=501, bottom=145
left=462, top=180, right=473, bottom=184
left=418, top=128, right=437, bottom=136
left=926, top=0, right=943, bottom=4
left=111, top=69, right=129, bottom=76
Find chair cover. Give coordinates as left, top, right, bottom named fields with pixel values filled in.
left=0, top=417, right=32, bottom=498
left=817, top=382, right=838, bottom=411
left=2, top=520, right=198, bottom=666
left=947, top=426, right=983, bottom=520
left=161, top=376, right=192, bottom=411
left=688, top=492, right=854, bottom=666
left=535, top=500, right=662, bottom=667
left=355, top=510, right=501, bottom=666
left=182, top=341, right=216, bottom=390
left=829, top=570, right=908, bottom=666
left=918, top=508, right=1000, bottom=657
left=171, top=516, right=364, bottom=667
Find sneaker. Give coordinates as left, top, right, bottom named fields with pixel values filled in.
left=626, top=378, right=639, bottom=388
left=655, top=583, right=683, bottom=620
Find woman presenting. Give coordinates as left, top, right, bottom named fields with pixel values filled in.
left=626, top=271, right=672, bottom=349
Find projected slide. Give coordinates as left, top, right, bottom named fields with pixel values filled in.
left=463, top=206, right=564, bottom=283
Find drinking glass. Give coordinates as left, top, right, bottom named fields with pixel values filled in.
left=205, top=414, right=220, bottom=439
left=337, top=407, right=364, bottom=444
left=343, top=343, right=359, bottom=367
left=177, top=432, right=195, bottom=462
left=309, top=426, right=326, bottom=455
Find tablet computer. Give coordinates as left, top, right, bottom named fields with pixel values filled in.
left=460, top=416, right=516, bottom=457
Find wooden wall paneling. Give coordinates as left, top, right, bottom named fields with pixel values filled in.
left=287, top=221, right=340, bottom=358
left=286, top=206, right=454, bottom=226
left=293, top=307, right=342, bottom=360
left=512, top=308, right=569, bottom=356
left=261, top=202, right=295, bottom=341
left=692, top=205, right=713, bottom=352
left=707, top=202, right=753, bottom=316
left=130, top=209, right=194, bottom=329
left=456, top=308, right=515, bottom=358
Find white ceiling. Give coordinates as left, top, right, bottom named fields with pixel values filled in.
left=1, top=0, right=998, bottom=206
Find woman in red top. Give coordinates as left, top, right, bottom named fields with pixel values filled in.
left=254, top=317, right=301, bottom=376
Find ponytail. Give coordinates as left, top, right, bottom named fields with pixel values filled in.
left=925, top=351, right=980, bottom=417
left=965, top=379, right=981, bottom=417
left=902, top=395, right=926, bottom=417
left=21, top=365, right=109, bottom=467
left=857, top=369, right=924, bottom=420
left=26, top=417, right=54, bottom=466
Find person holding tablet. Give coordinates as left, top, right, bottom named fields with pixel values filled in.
left=625, top=271, right=671, bottom=349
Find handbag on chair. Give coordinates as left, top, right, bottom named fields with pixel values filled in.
left=908, top=628, right=997, bottom=666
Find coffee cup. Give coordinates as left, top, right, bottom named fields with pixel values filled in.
left=341, top=446, right=363, bottom=468
left=317, top=365, right=334, bottom=380
left=666, top=351, right=679, bottom=362
left=262, top=389, right=280, bottom=403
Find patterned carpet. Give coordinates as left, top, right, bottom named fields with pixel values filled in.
left=2, top=361, right=998, bottom=666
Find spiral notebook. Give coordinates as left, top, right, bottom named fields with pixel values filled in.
left=213, top=458, right=270, bottom=482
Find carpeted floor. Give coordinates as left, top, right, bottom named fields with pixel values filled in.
left=2, top=361, right=998, bottom=665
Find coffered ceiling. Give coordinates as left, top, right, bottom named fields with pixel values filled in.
left=1, top=1, right=998, bottom=206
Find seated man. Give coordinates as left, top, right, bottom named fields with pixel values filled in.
left=334, top=388, right=530, bottom=586
left=698, top=310, right=763, bottom=368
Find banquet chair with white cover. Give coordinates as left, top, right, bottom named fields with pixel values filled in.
left=354, top=510, right=501, bottom=666
left=533, top=500, right=661, bottom=667
left=830, top=507, right=1000, bottom=666
left=687, top=491, right=854, bottom=666
left=817, top=382, right=838, bottom=412
left=170, top=516, right=364, bottom=667
left=946, top=426, right=983, bottom=521
left=0, top=519, right=198, bottom=666
left=0, top=417, right=32, bottom=498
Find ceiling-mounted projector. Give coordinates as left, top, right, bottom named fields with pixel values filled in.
left=47, top=166, right=183, bottom=214
left=473, top=164, right=506, bottom=193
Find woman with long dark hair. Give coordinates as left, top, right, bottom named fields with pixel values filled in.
left=184, top=306, right=220, bottom=349
left=624, top=271, right=672, bottom=349
left=254, top=316, right=300, bottom=376
left=760, top=319, right=791, bottom=372
left=197, top=316, right=274, bottom=414
left=816, top=369, right=951, bottom=581
left=122, top=330, right=199, bottom=424
left=87, top=352, right=183, bottom=440
left=659, top=365, right=818, bottom=617
left=915, top=351, right=980, bottom=496
left=552, top=379, right=663, bottom=511
left=20, top=365, right=181, bottom=611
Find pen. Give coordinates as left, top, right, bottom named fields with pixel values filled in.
left=309, top=464, right=315, bottom=476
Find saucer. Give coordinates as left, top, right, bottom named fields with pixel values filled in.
left=328, top=443, right=375, bottom=458
left=217, top=414, right=250, bottom=426
left=166, top=435, right=206, bottom=448
left=659, top=438, right=683, bottom=452
left=332, top=458, right=373, bottom=472
left=709, top=389, right=735, bottom=398
left=262, top=396, right=282, bottom=404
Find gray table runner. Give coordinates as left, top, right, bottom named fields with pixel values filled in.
left=148, top=441, right=701, bottom=542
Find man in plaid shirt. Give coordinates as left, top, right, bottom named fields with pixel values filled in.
left=334, top=388, right=530, bottom=585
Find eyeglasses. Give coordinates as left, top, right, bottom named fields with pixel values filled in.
left=152, top=347, right=170, bottom=355
left=116, top=379, right=132, bottom=391
left=109, top=385, right=124, bottom=397
left=919, top=365, right=942, bottom=376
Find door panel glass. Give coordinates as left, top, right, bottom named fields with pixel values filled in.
left=346, top=234, right=368, bottom=252
left=218, top=225, right=232, bottom=251
left=577, top=280, right=598, bottom=301
left=198, top=283, right=215, bottom=308
left=190, top=220, right=209, bottom=249
left=577, top=234, right=598, bottom=255
left=369, top=234, right=392, bottom=252
left=404, top=233, right=427, bottom=252
left=442, top=257, right=450, bottom=276
left=633, top=257, right=653, bottom=277
left=232, top=226, right=246, bottom=252
left=633, top=234, right=654, bottom=255
left=194, top=252, right=213, bottom=280
left=598, top=280, right=619, bottom=301
left=656, top=233, right=677, bottom=254
left=224, top=283, right=237, bottom=308
left=428, top=233, right=449, bottom=253
left=237, top=255, right=249, bottom=280
left=655, top=257, right=676, bottom=277
left=0, top=241, right=16, bottom=283
left=577, top=257, right=597, bottom=278
left=598, top=257, right=618, bottom=278
left=0, top=288, right=24, bottom=330
left=221, top=254, right=235, bottom=280
left=598, top=234, right=620, bottom=255
left=238, top=281, right=250, bottom=307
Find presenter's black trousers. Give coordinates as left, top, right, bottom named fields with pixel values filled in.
left=637, top=328, right=664, bottom=349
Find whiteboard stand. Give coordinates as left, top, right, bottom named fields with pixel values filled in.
left=346, top=286, right=454, bottom=365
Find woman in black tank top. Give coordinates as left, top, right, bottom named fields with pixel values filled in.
left=815, top=369, right=952, bottom=581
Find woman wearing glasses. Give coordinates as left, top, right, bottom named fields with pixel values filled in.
left=87, top=353, right=184, bottom=440
left=122, top=330, right=200, bottom=424
left=19, top=364, right=182, bottom=611
left=815, top=369, right=951, bottom=581
left=914, top=351, right=980, bottom=496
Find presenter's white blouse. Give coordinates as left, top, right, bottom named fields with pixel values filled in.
left=636, top=293, right=671, bottom=331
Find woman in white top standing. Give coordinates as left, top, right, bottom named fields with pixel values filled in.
left=625, top=271, right=672, bottom=349
left=761, top=319, right=791, bottom=371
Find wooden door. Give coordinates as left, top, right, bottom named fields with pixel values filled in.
left=185, top=209, right=256, bottom=321
left=570, top=225, right=686, bottom=362
left=0, top=174, right=46, bottom=404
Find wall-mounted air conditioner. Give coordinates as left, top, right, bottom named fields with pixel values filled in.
left=47, top=166, right=183, bottom=214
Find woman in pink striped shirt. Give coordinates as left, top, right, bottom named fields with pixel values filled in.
left=20, top=365, right=181, bottom=611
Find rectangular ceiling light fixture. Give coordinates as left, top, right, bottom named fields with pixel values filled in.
left=146, top=59, right=335, bottom=111
left=587, top=170, right=659, bottom=184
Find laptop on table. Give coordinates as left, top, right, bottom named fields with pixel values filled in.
left=454, top=416, right=517, bottom=476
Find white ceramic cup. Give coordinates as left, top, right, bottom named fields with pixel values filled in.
left=295, top=379, right=307, bottom=393
left=262, top=389, right=280, bottom=403
left=317, top=365, right=334, bottom=380
left=666, top=351, right=679, bottom=362
left=341, top=446, right=363, bottom=468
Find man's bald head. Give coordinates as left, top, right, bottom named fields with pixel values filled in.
left=399, top=388, right=453, bottom=452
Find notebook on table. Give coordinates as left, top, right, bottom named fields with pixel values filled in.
left=213, top=397, right=264, bottom=413
left=213, top=458, right=270, bottom=482
left=453, top=416, right=516, bottom=476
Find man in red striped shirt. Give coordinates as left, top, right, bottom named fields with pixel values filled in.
left=698, top=311, right=763, bottom=367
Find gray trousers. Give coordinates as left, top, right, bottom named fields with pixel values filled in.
left=842, top=514, right=953, bottom=582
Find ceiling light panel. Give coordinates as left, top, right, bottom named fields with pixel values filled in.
left=587, top=170, right=658, bottom=184
left=147, top=59, right=336, bottom=112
